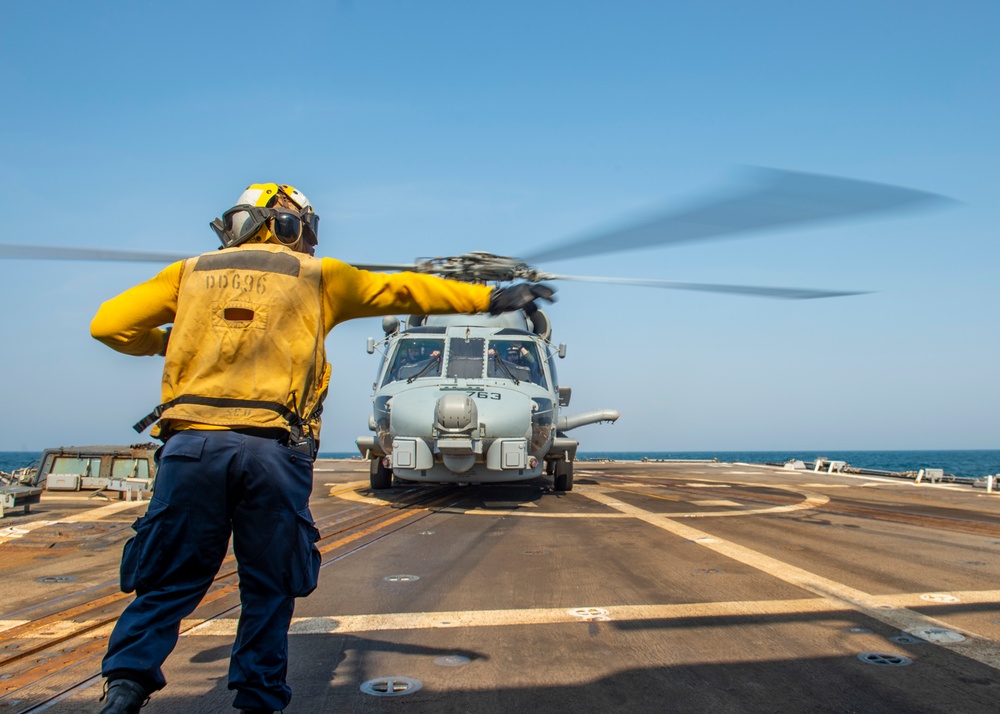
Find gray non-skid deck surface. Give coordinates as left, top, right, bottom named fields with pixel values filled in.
left=29, top=461, right=1000, bottom=712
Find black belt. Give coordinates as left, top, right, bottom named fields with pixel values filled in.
left=134, top=395, right=304, bottom=433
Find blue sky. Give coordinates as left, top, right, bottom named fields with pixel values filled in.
left=0, top=1, right=996, bottom=452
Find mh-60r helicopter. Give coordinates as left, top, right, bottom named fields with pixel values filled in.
left=0, top=168, right=950, bottom=493
left=356, top=252, right=620, bottom=493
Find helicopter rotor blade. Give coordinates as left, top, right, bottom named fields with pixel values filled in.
left=544, top=273, right=870, bottom=300
left=348, top=261, right=420, bottom=272
left=0, top=244, right=421, bottom=273
left=523, top=167, right=954, bottom=264
left=0, top=244, right=194, bottom=263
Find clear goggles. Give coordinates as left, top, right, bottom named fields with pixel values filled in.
left=211, top=204, right=320, bottom=249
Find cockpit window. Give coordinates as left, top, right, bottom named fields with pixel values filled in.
left=446, top=338, right=485, bottom=379
left=383, top=338, right=445, bottom=385
left=112, top=458, right=150, bottom=479
left=487, top=340, right=547, bottom=387
left=50, top=456, right=101, bottom=476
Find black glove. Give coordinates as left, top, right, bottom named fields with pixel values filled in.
left=489, top=283, right=556, bottom=316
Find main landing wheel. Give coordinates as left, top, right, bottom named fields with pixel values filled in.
left=370, top=459, right=393, bottom=490
left=553, top=461, right=574, bottom=492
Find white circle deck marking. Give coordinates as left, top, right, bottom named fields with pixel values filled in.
left=909, top=627, right=966, bottom=643
left=920, top=593, right=961, bottom=603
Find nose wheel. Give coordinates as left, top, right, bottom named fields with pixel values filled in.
left=370, top=458, right=393, bottom=490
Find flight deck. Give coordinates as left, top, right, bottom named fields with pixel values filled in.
left=1, top=459, right=998, bottom=712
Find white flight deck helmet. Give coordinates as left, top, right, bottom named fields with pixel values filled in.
left=210, top=183, right=320, bottom=255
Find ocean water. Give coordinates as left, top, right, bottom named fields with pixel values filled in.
left=328, top=449, right=1000, bottom=478
left=4, top=449, right=998, bottom=479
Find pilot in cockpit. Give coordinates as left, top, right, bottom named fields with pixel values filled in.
left=489, top=340, right=542, bottom=385
left=389, top=340, right=442, bottom=382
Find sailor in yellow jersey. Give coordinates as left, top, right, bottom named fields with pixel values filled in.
left=90, top=183, right=553, bottom=714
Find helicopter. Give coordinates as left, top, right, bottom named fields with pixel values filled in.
left=339, top=169, right=950, bottom=492
left=355, top=253, right=621, bottom=492
left=0, top=168, right=950, bottom=493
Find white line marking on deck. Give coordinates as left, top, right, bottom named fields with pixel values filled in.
left=191, top=588, right=1000, bottom=637
left=579, top=488, right=1000, bottom=671
left=0, top=500, right=147, bottom=543
left=8, top=589, right=1000, bottom=641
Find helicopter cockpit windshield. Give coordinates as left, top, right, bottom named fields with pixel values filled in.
left=383, top=338, right=445, bottom=385
left=488, top=339, right=547, bottom=387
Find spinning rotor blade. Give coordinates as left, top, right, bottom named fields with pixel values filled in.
left=546, top=273, right=870, bottom=300
left=0, top=244, right=419, bottom=273
left=523, top=168, right=953, bottom=264
left=0, top=244, right=193, bottom=263
left=348, top=261, right=420, bottom=272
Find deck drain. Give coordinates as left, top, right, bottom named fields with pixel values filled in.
left=780, top=545, right=804, bottom=551
left=521, top=549, right=551, bottom=556
left=908, top=628, right=965, bottom=643
left=360, top=676, right=423, bottom=697
left=890, top=634, right=925, bottom=645
left=434, top=655, right=471, bottom=667
left=857, top=652, right=912, bottom=667
left=383, top=574, right=420, bottom=583
left=693, top=568, right=723, bottom=574
left=957, top=560, right=987, bottom=567
left=569, top=607, right=611, bottom=621
left=35, top=576, right=77, bottom=584
left=920, top=593, right=960, bottom=603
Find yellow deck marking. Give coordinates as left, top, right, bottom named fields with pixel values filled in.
left=331, top=480, right=825, bottom=518
left=612, top=488, right=680, bottom=502
left=691, top=500, right=743, bottom=507
left=579, top=488, right=1000, bottom=670
left=589, top=483, right=829, bottom=519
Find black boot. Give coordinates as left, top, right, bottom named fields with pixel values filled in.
left=99, top=679, right=149, bottom=714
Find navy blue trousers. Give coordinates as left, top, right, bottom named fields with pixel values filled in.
left=101, top=430, right=321, bottom=711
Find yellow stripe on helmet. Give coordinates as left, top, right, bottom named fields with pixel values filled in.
left=241, top=183, right=282, bottom=207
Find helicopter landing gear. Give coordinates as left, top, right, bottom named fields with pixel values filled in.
left=553, top=460, right=574, bottom=492
left=370, top=458, right=393, bottom=490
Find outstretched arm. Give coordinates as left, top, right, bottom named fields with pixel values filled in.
left=322, top=259, right=493, bottom=329
left=90, top=261, right=182, bottom=356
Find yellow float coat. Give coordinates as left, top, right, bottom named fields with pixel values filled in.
left=91, top=244, right=493, bottom=434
